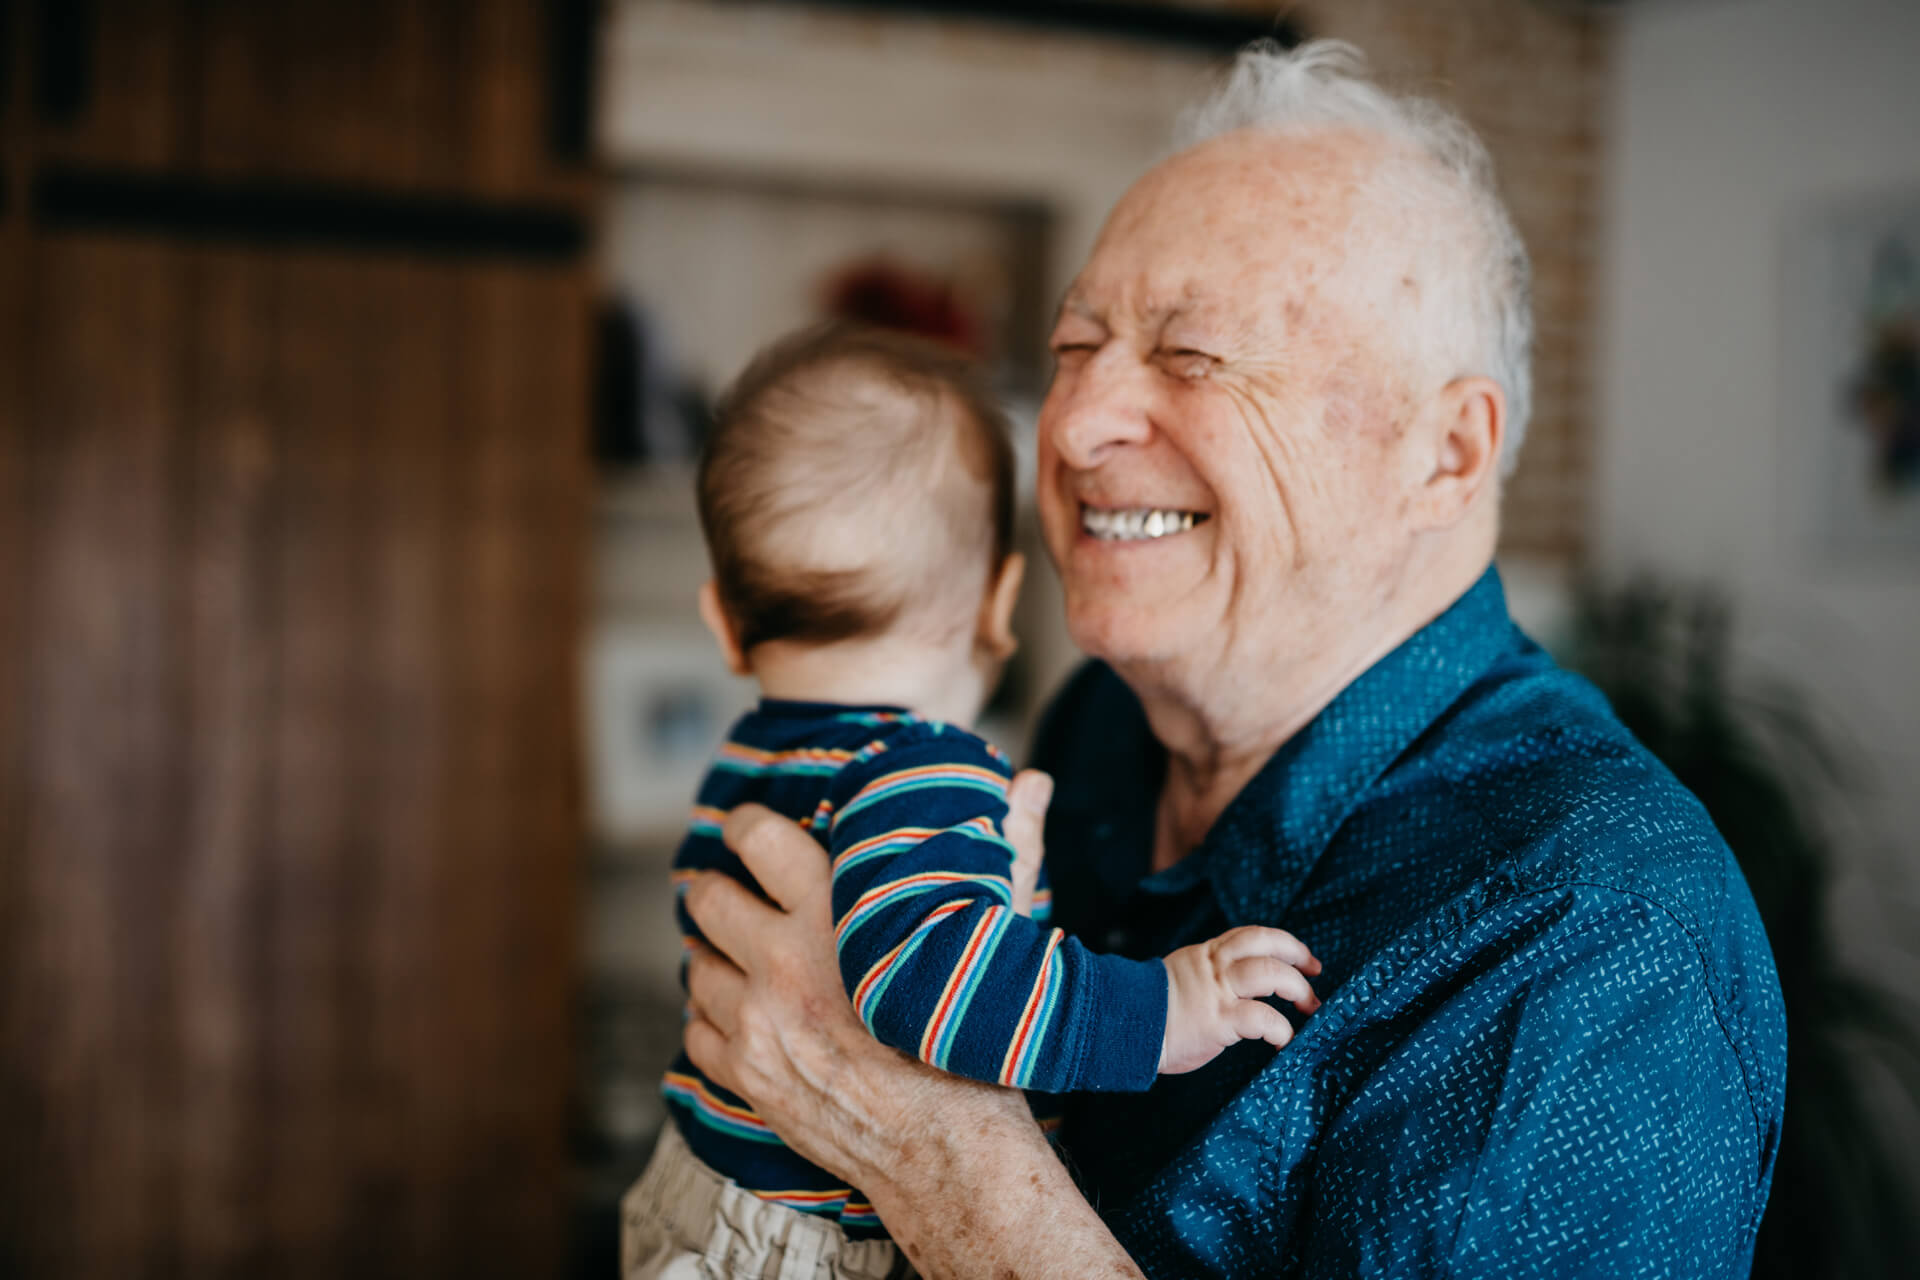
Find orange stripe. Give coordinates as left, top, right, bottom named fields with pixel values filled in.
left=853, top=899, right=968, bottom=1012
left=833, top=826, right=945, bottom=868
left=840, top=870, right=990, bottom=932
left=716, top=743, right=856, bottom=766
left=750, top=1188, right=846, bottom=1206
left=1001, top=930, right=1063, bottom=1085
left=661, top=1071, right=770, bottom=1131
left=919, top=908, right=998, bottom=1063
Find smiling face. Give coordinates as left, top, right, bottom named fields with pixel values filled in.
left=1037, top=127, right=1452, bottom=712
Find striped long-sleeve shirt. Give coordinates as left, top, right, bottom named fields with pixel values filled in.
left=663, top=699, right=1167, bottom=1237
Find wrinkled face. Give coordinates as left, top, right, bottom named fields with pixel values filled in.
left=1037, top=128, right=1430, bottom=687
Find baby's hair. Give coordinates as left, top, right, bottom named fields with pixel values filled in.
left=697, top=323, right=1016, bottom=655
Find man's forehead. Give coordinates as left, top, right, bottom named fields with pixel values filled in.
left=1054, top=132, right=1400, bottom=331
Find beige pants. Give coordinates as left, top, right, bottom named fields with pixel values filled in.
left=621, top=1125, right=910, bottom=1280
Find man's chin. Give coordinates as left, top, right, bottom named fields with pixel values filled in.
left=1066, top=604, right=1183, bottom=672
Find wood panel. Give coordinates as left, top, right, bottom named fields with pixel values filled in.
left=262, top=251, right=368, bottom=1275
left=345, top=255, right=453, bottom=1273
left=0, top=10, right=34, bottom=1269
left=176, top=246, right=281, bottom=1278
left=434, top=264, right=587, bottom=1275
left=14, top=234, right=192, bottom=1275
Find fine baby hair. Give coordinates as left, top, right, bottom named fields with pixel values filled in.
left=696, top=323, right=1016, bottom=655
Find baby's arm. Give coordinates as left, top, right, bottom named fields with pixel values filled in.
left=828, top=731, right=1318, bottom=1092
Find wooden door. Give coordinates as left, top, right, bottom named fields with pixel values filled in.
left=1, top=3, right=593, bottom=1275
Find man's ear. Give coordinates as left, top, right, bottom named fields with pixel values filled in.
left=698, top=580, right=752, bottom=676
left=1410, top=374, right=1505, bottom=529
left=977, top=552, right=1025, bottom=662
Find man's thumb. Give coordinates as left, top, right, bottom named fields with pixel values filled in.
left=1004, top=769, right=1053, bottom=916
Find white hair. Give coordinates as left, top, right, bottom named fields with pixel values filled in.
left=1177, top=40, right=1535, bottom=474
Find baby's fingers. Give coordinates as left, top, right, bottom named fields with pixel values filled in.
left=1216, top=925, right=1320, bottom=974
left=1232, top=997, right=1297, bottom=1051
left=1226, top=956, right=1321, bottom=1013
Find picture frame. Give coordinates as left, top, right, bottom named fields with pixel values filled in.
left=585, top=620, right=756, bottom=843
left=1786, top=187, right=1920, bottom=560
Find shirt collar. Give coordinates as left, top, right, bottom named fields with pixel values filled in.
left=1198, top=566, right=1518, bottom=923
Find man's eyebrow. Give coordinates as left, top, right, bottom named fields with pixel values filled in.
left=1051, top=293, right=1098, bottom=328
left=1051, top=294, right=1198, bottom=330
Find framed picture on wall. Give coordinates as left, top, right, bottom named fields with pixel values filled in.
left=586, top=621, right=757, bottom=844
left=1788, top=188, right=1920, bottom=559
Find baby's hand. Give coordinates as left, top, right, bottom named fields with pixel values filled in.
left=1159, top=926, right=1322, bottom=1074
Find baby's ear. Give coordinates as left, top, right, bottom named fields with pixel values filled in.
left=977, top=552, right=1025, bottom=662
left=698, top=581, right=752, bottom=676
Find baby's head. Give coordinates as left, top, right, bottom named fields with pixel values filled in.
left=696, top=323, right=1024, bottom=722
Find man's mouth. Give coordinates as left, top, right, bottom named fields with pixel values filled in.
left=1079, top=505, right=1212, bottom=542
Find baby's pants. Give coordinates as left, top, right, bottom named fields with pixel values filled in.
left=621, top=1125, right=912, bottom=1280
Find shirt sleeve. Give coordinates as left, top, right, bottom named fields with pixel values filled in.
left=1295, top=887, right=1775, bottom=1279
left=826, top=728, right=1166, bottom=1093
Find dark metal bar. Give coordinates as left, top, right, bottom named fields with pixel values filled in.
left=33, top=166, right=589, bottom=262
left=727, top=0, right=1303, bottom=54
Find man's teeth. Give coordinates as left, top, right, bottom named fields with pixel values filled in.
left=1080, top=507, right=1207, bottom=541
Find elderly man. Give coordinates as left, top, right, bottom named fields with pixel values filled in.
left=678, top=41, right=1785, bottom=1279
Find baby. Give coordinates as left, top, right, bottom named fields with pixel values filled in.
left=622, top=324, right=1320, bottom=1280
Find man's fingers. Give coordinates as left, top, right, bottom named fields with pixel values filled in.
left=1216, top=924, right=1316, bottom=970
left=684, top=871, right=782, bottom=970
left=682, top=1015, right=743, bottom=1096
left=1003, top=769, right=1053, bottom=917
left=722, top=804, right=828, bottom=912
left=1231, top=998, right=1296, bottom=1050
left=685, top=939, right=748, bottom=1035
left=1225, top=956, right=1321, bottom=1011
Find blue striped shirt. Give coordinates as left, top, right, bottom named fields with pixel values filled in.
left=664, top=700, right=1166, bottom=1237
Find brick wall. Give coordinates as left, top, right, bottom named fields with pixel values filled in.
left=1285, top=0, right=1615, bottom=563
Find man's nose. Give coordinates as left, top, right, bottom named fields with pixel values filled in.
left=1042, top=353, right=1155, bottom=469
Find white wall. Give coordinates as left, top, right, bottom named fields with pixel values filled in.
left=1600, top=0, right=1920, bottom=970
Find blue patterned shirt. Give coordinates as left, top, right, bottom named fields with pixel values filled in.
left=1035, top=568, right=1786, bottom=1279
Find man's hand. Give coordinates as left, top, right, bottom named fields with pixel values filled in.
left=1159, top=927, right=1322, bottom=1074
left=680, top=780, right=1146, bottom=1279
left=682, top=803, right=955, bottom=1181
